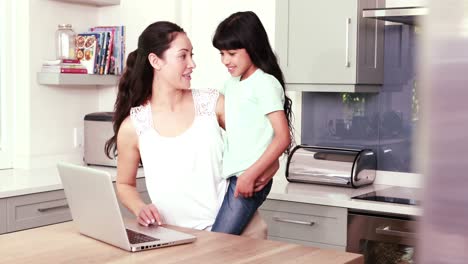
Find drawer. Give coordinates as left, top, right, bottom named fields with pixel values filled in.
left=259, top=199, right=347, bottom=246
left=6, top=190, right=72, bottom=232
left=0, top=199, right=6, bottom=234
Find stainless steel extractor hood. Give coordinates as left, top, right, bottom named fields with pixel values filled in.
left=362, top=0, right=428, bottom=26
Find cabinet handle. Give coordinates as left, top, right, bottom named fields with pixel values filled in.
left=375, top=226, right=416, bottom=239
left=273, top=216, right=315, bottom=226
left=345, top=18, right=351, bottom=67
left=37, top=204, right=69, bottom=212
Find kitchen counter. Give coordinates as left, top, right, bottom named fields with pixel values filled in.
left=0, top=221, right=363, bottom=264
left=0, top=165, right=421, bottom=216
left=0, top=165, right=144, bottom=199
left=269, top=176, right=422, bottom=216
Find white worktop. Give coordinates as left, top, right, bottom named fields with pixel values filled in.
left=0, top=165, right=144, bottom=199
left=268, top=176, right=422, bottom=217
left=0, top=165, right=422, bottom=217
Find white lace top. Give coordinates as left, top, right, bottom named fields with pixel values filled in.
left=130, top=89, right=227, bottom=230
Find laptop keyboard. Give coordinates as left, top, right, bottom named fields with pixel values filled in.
left=126, top=229, right=160, bottom=244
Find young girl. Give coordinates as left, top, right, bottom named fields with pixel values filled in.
left=211, top=11, right=293, bottom=235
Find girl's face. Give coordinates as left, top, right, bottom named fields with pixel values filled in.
left=156, top=33, right=196, bottom=90
left=220, top=49, right=257, bottom=80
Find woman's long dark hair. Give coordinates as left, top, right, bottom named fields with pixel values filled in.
left=212, top=11, right=294, bottom=154
left=105, top=21, right=184, bottom=158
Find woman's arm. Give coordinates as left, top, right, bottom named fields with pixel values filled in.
left=235, top=110, right=291, bottom=198
left=215, top=93, right=226, bottom=130
left=116, top=117, right=161, bottom=226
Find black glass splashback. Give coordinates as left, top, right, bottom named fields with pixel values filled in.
left=300, top=25, right=419, bottom=173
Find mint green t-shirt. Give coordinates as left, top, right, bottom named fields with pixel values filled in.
left=220, top=69, right=285, bottom=179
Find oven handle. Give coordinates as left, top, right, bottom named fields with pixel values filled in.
left=375, top=226, right=416, bottom=239
left=273, top=216, right=315, bottom=226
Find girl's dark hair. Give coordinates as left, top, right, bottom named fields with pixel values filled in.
left=212, top=11, right=294, bottom=154
left=105, top=21, right=184, bottom=158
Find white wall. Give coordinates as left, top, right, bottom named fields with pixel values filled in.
left=26, top=0, right=100, bottom=168
left=185, top=0, right=277, bottom=91
left=18, top=0, right=179, bottom=168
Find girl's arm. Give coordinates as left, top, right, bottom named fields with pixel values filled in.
left=235, top=110, right=291, bottom=198
left=116, top=116, right=161, bottom=226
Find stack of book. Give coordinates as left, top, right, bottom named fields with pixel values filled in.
left=76, top=25, right=125, bottom=76
left=41, top=59, right=88, bottom=74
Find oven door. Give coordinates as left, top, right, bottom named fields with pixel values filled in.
left=347, top=212, right=417, bottom=264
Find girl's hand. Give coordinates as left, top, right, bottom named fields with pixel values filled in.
left=235, top=174, right=255, bottom=198
left=137, top=203, right=162, bottom=227
left=254, top=159, right=280, bottom=192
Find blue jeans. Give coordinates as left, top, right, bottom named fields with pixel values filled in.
left=211, top=176, right=272, bottom=235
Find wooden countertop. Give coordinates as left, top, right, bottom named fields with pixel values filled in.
left=0, top=222, right=363, bottom=264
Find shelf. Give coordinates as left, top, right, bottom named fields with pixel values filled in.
left=37, top=72, right=120, bottom=86
left=50, top=0, right=120, bottom=7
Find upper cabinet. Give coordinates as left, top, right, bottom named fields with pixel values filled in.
left=275, top=0, right=385, bottom=92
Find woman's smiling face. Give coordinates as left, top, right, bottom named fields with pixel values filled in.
left=156, top=32, right=196, bottom=90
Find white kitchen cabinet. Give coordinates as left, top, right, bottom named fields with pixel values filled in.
left=0, top=199, right=6, bottom=234
left=2, top=177, right=149, bottom=234
left=275, top=0, right=384, bottom=92
left=259, top=199, right=347, bottom=250
left=6, top=190, right=72, bottom=232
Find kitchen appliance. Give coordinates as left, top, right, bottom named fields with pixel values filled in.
left=84, top=112, right=116, bottom=167
left=347, top=211, right=418, bottom=264
left=286, top=145, right=377, bottom=188
left=353, top=186, right=421, bottom=206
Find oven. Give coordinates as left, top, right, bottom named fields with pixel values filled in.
left=347, top=211, right=417, bottom=264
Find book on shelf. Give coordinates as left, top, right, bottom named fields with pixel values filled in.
left=40, top=67, right=88, bottom=74
left=98, top=31, right=111, bottom=75
left=75, top=33, right=100, bottom=74
left=90, top=26, right=125, bottom=75
left=43, top=59, right=82, bottom=65
left=41, top=61, right=88, bottom=74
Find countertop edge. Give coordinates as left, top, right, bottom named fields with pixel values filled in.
left=267, top=192, right=422, bottom=217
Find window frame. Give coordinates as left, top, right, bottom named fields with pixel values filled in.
left=0, top=0, right=14, bottom=169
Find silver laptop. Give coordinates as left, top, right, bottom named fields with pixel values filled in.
left=57, top=162, right=196, bottom=252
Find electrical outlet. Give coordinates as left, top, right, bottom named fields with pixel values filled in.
left=73, top=127, right=84, bottom=148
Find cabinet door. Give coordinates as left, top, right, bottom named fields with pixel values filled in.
left=259, top=199, right=347, bottom=247
left=6, top=190, right=72, bottom=232
left=0, top=199, right=6, bottom=234
left=276, top=0, right=358, bottom=84
left=356, top=0, right=385, bottom=84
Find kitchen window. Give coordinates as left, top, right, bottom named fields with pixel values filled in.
left=0, top=0, right=13, bottom=169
